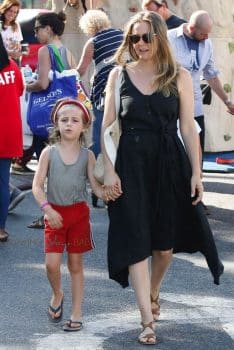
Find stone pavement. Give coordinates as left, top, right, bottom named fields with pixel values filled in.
left=0, top=170, right=233, bottom=350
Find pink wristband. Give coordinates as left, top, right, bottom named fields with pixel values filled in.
left=40, top=201, right=49, bottom=210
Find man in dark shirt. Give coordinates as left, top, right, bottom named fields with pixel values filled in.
left=142, top=0, right=186, bottom=29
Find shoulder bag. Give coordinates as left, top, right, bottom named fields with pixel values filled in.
left=27, top=46, right=90, bottom=137
left=94, top=67, right=122, bottom=184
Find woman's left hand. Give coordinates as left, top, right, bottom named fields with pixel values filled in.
left=191, top=174, right=203, bottom=205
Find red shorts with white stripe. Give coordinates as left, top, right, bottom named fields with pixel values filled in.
left=44, top=201, right=94, bottom=254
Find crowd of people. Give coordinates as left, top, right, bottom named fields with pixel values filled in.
left=0, top=0, right=233, bottom=345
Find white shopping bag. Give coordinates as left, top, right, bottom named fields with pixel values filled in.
left=20, top=89, right=33, bottom=147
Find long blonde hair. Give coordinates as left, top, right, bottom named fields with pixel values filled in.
left=115, top=11, right=179, bottom=96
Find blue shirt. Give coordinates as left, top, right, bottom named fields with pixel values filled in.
left=168, top=24, right=219, bottom=117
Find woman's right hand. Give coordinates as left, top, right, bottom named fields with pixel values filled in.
left=104, top=169, right=122, bottom=201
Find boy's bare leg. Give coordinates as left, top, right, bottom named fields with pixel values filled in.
left=67, top=253, right=84, bottom=322
left=45, top=252, right=63, bottom=318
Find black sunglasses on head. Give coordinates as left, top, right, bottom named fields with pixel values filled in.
left=129, top=33, right=157, bottom=44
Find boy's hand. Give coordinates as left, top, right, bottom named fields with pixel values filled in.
left=44, top=206, right=63, bottom=229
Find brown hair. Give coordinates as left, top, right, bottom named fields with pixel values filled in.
left=0, top=0, right=20, bottom=32
left=114, top=11, right=179, bottom=96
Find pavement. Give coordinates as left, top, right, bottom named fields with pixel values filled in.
left=0, top=169, right=233, bottom=350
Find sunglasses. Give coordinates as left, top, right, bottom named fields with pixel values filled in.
left=34, top=25, right=45, bottom=34
left=129, top=33, right=156, bottom=44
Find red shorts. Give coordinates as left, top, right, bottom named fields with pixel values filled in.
left=44, top=202, right=94, bottom=254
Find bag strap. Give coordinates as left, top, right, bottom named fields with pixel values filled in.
left=47, top=44, right=65, bottom=72
left=114, top=66, right=122, bottom=118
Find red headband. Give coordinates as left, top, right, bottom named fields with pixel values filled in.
left=52, top=99, right=91, bottom=124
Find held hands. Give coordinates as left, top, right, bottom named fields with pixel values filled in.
left=191, top=174, right=203, bottom=205
left=44, top=206, right=63, bottom=229
left=103, top=169, right=123, bottom=202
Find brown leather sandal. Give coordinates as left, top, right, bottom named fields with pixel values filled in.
left=151, top=294, right=160, bottom=321
left=138, top=321, right=156, bottom=345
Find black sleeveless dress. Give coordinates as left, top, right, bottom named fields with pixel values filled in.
left=108, top=69, right=223, bottom=288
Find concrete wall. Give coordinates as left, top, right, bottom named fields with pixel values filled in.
left=53, top=0, right=234, bottom=151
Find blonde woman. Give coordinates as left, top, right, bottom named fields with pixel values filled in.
left=101, top=11, right=223, bottom=345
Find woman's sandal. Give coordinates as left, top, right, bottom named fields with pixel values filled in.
left=138, top=321, right=156, bottom=345
left=151, top=294, right=160, bottom=321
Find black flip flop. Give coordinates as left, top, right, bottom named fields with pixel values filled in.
left=63, top=320, right=83, bottom=332
left=47, top=297, right=63, bottom=323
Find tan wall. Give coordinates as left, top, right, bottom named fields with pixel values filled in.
left=53, top=0, right=234, bottom=151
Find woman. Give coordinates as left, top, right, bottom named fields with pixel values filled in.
left=26, top=11, right=76, bottom=229
left=0, top=33, right=24, bottom=242
left=77, top=9, right=123, bottom=207
left=101, top=12, right=223, bottom=345
left=0, top=0, right=22, bottom=63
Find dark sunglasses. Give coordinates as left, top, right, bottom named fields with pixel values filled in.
left=34, top=25, right=45, bottom=34
left=129, top=33, right=156, bottom=44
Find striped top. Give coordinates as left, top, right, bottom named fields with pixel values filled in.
left=91, top=28, right=123, bottom=110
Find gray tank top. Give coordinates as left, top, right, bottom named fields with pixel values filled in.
left=47, top=145, right=88, bottom=205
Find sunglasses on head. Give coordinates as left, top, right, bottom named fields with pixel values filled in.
left=129, top=33, right=156, bottom=44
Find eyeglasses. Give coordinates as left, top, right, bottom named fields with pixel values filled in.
left=34, top=25, right=45, bottom=34
left=129, top=33, right=157, bottom=44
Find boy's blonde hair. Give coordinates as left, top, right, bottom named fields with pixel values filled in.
left=49, top=98, right=92, bottom=147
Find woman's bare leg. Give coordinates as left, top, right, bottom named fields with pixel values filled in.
left=151, top=249, right=173, bottom=300
left=129, top=258, right=153, bottom=324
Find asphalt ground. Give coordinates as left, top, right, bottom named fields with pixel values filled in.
left=0, top=170, right=233, bottom=350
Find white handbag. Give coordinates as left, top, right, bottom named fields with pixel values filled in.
left=94, top=67, right=122, bottom=184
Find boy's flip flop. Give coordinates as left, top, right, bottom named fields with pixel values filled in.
left=47, top=296, right=64, bottom=323
left=63, top=320, right=83, bottom=332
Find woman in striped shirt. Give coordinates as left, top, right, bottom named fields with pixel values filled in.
left=77, top=9, right=123, bottom=207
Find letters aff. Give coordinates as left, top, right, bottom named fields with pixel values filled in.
left=0, top=70, right=16, bottom=85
